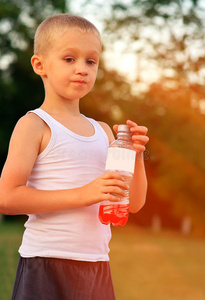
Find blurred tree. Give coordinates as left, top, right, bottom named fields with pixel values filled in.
left=0, top=0, right=67, bottom=168
left=103, top=0, right=205, bottom=90
left=79, top=0, right=205, bottom=170
left=81, top=60, right=132, bottom=126
left=107, top=0, right=205, bottom=234
left=81, top=0, right=205, bottom=233
left=127, top=92, right=205, bottom=235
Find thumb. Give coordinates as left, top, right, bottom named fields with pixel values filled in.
left=113, top=124, right=118, bottom=134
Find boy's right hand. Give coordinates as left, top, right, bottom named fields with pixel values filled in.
left=80, top=172, right=129, bottom=206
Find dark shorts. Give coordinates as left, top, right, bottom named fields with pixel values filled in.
left=12, top=256, right=115, bottom=300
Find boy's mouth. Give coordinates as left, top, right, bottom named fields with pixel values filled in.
left=72, top=80, right=87, bottom=84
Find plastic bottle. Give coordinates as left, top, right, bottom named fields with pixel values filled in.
left=99, top=125, right=136, bottom=226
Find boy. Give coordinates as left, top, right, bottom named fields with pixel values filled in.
left=0, top=14, right=149, bottom=300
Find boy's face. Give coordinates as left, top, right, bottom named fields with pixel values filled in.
left=39, top=28, right=101, bottom=102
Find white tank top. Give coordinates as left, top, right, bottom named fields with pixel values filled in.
left=19, top=108, right=111, bottom=262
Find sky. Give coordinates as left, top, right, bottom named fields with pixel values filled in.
left=69, top=0, right=159, bottom=88
left=69, top=0, right=205, bottom=93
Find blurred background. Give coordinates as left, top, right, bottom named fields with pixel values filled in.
left=0, top=0, right=205, bottom=299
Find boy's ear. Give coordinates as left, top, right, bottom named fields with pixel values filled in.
left=31, top=55, right=46, bottom=76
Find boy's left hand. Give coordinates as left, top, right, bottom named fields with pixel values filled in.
left=113, top=120, right=149, bottom=153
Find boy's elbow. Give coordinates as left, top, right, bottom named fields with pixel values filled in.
left=0, top=184, right=15, bottom=215
left=0, top=199, right=9, bottom=216
left=129, top=196, right=146, bottom=214
left=129, top=180, right=148, bottom=214
left=0, top=197, right=10, bottom=216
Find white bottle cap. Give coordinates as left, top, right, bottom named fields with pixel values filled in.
left=118, top=125, right=130, bottom=133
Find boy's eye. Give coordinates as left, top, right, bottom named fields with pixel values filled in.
left=65, top=57, right=74, bottom=62
left=87, top=60, right=96, bottom=65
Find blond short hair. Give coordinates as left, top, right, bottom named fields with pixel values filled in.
left=34, top=14, right=101, bottom=55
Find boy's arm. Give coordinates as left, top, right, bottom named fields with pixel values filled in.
left=0, top=115, right=128, bottom=215
left=128, top=152, right=148, bottom=213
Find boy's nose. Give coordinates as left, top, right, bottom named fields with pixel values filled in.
left=75, top=62, right=88, bottom=76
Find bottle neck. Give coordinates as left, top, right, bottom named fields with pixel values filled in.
left=117, top=133, right=131, bottom=141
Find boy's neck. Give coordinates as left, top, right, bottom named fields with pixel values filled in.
left=40, top=97, right=81, bottom=117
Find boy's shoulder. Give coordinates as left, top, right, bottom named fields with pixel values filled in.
left=6, top=111, right=47, bottom=161
left=97, top=121, right=115, bottom=144
left=17, top=110, right=45, bottom=128
left=13, top=110, right=47, bottom=139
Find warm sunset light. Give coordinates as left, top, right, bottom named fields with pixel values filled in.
left=0, top=1, right=205, bottom=300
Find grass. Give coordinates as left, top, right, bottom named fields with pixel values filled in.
left=0, top=220, right=24, bottom=300
left=110, top=224, right=205, bottom=300
left=0, top=220, right=205, bottom=300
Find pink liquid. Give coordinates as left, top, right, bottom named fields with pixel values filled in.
left=99, top=203, right=129, bottom=227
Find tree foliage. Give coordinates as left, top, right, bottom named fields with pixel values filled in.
left=80, top=0, right=205, bottom=233
left=0, top=0, right=67, bottom=166
left=108, top=0, right=205, bottom=233
left=104, top=0, right=205, bottom=103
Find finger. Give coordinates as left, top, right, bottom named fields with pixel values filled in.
left=104, top=179, right=129, bottom=190
left=126, top=120, right=138, bottom=127
left=132, top=135, right=149, bottom=145
left=126, top=120, right=147, bottom=134
left=105, top=186, right=127, bottom=197
left=102, top=171, right=124, bottom=181
left=103, top=193, right=122, bottom=202
left=133, top=144, right=146, bottom=152
left=130, top=126, right=148, bottom=135
left=113, top=124, right=118, bottom=133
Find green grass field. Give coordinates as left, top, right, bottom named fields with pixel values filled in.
left=0, top=220, right=205, bottom=300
